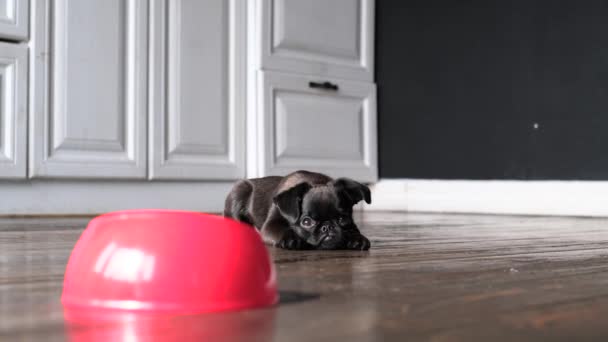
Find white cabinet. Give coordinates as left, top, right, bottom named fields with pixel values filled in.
left=28, top=0, right=246, bottom=181
left=29, top=0, right=148, bottom=179
left=257, top=0, right=374, bottom=81
left=249, top=0, right=378, bottom=182
left=253, top=71, right=377, bottom=182
left=26, top=0, right=373, bottom=182
left=0, top=0, right=28, bottom=41
left=149, top=0, right=246, bottom=180
left=0, top=42, right=26, bottom=179
left=0, top=0, right=375, bottom=214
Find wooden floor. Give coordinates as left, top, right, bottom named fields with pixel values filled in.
left=3, top=212, right=608, bottom=341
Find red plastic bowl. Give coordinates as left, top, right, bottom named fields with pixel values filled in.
left=61, top=210, right=278, bottom=314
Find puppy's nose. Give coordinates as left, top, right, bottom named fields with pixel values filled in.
left=320, top=224, right=338, bottom=237
left=321, top=223, right=335, bottom=235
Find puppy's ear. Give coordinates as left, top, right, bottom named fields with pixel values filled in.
left=273, top=182, right=312, bottom=222
left=332, top=178, right=371, bottom=205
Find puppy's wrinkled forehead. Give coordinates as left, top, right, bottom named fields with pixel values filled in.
left=301, top=186, right=340, bottom=219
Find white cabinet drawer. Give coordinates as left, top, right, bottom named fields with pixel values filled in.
left=0, top=42, right=26, bottom=179
left=257, top=0, right=374, bottom=82
left=254, top=71, right=377, bottom=182
left=0, top=0, right=28, bottom=40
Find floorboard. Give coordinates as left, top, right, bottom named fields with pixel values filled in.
left=2, top=213, right=608, bottom=341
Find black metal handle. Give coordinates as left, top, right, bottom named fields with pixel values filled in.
left=309, top=81, right=339, bottom=91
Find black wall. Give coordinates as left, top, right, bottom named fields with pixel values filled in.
left=377, top=0, right=608, bottom=180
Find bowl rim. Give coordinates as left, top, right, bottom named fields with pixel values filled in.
left=95, top=209, right=217, bottom=219
left=89, top=209, right=241, bottom=227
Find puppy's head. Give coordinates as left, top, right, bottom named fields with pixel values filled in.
left=273, top=178, right=371, bottom=249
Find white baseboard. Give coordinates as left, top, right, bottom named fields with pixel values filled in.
left=0, top=181, right=233, bottom=215
left=363, top=179, right=608, bottom=217
left=8, top=179, right=608, bottom=217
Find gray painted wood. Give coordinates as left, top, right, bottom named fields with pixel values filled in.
left=0, top=42, right=26, bottom=178
left=0, top=0, right=28, bottom=40
left=29, top=0, right=148, bottom=179
left=255, top=71, right=378, bottom=182
left=149, top=0, right=246, bottom=180
left=258, top=0, right=375, bottom=81
left=0, top=180, right=233, bottom=215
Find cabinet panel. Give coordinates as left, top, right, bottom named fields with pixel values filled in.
left=30, top=0, right=147, bottom=179
left=274, top=0, right=359, bottom=61
left=258, top=0, right=374, bottom=81
left=256, top=71, right=377, bottom=182
left=275, top=93, right=363, bottom=161
left=149, top=0, right=246, bottom=180
left=0, top=42, right=26, bottom=178
left=0, top=0, right=28, bottom=40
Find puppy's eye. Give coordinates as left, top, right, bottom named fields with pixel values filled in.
left=338, top=217, right=351, bottom=226
left=301, top=217, right=315, bottom=228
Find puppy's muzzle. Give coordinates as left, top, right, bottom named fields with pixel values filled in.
left=319, top=224, right=341, bottom=243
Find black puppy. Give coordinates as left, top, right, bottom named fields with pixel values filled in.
left=223, top=170, right=371, bottom=250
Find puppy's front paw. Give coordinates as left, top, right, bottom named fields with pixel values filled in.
left=345, top=234, right=370, bottom=250
left=277, top=230, right=311, bottom=250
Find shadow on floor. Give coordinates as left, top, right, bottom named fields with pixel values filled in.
left=278, top=290, right=320, bottom=304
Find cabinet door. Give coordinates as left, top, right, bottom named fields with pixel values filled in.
left=255, top=71, right=377, bottom=182
left=0, top=0, right=28, bottom=41
left=258, top=0, right=374, bottom=81
left=29, top=0, right=147, bottom=179
left=148, top=0, right=246, bottom=180
left=0, top=42, right=26, bottom=179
